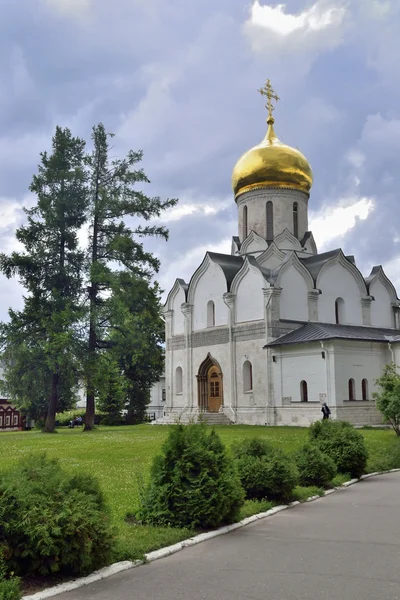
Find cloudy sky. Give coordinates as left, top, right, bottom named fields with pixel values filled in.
left=0, top=0, right=399, bottom=318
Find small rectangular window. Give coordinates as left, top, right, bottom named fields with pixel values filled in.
left=162, top=389, right=166, bottom=402
left=13, top=414, right=18, bottom=426
left=6, top=415, right=10, bottom=426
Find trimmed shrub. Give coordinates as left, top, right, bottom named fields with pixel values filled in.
left=0, top=579, right=21, bottom=600
left=232, top=438, right=298, bottom=501
left=138, top=424, right=244, bottom=529
left=309, top=420, right=368, bottom=479
left=0, top=551, right=21, bottom=600
left=295, top=443, right=337, bottom=487
left=0, top=454, right=114, bottom=577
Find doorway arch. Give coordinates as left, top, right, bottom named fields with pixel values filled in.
left=197, top=353, right=223, bottom=413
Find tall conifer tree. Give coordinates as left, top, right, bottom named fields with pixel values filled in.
left=0, top=127, right=87, bottom=432
left=83, top=124, right=176, bottom=430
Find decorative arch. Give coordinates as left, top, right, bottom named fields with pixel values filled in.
left=274, top=252, right=315, bottom=292
left=240, top=230, right=268, bottom=255
left=197, top=353, right=223, bottom=413
left=164, top=278, right=188, bottom=312
left=274, top=229, right=303, bottom=253
left=231, top=256, right=269, bottom=295
left=316, top=250, right=368, bottom=297
left=258, top=243, right=286, bottom=269
left=365, top=266, right=398, bottom=302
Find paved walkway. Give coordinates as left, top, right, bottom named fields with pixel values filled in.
left=55, top=473, right=400, bottom=600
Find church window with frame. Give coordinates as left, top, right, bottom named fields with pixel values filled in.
left=300, top=380, right=308, bottom=402
left=175, top=367, right=183, bottom=394
left=348, top=378, right=355, bottom=401
left=243, top=205, right=248, bottom=240
left=293, top=202, right=299, bottom=238
left=207, top=300, right=215, bottom=327
left=335, top=297, right=345, bottom=324
left=243, top=360, right=253, bottom=392
left=266, top=201, right=274, bottom=241
left=362, top=379, right=368, bottom=401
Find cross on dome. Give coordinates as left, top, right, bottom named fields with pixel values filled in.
left=258, top=79, right=280, bottom=124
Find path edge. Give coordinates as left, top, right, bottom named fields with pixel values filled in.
left=22, top=468, right=400, bottom=600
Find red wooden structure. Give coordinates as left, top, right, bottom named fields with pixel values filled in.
left=0, top=399, right=24, bottom=431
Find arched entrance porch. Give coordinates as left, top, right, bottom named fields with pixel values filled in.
left=197, top=353, right=224, bottom=413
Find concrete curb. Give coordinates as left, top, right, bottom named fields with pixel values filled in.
left=22, top=468, right=400, bottom=600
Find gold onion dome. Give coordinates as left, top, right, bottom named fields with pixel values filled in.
left=232, top=80, right=313, bottom=200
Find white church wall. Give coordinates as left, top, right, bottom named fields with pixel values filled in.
left=279, top=266, right=309, bottom=321
left=147, top=375, right=166, bottom=420
left=235, top=338, right=268, bottom=425
left=192, top=262, right=228, bottom=330
left=332, top=341, right=389, bottom=403
left=171, top=287, right=185, bottom=335
left=271, top=343, right=326, bottom=426
left=370, top=279, right=394, bottom=328
left=169, top=349, right=186, bottom=410
left=235, top=271, right=264, bottom=323
left=318, top=263, right=363, bottom=325
left=273, top=344, right=326, bottom=405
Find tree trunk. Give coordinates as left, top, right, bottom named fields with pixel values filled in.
left=43, top=372, right=59, bottom=433
left=84, top=171, right=100, bottom=431
left=84, top=320, right=96, bottom=431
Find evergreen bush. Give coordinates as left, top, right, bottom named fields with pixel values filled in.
left=138, top=424, right=244, bottom=528
left=295, top=443, right=337, bottom=487
left=232, top=438, right=298, bottom=501
left=0, top=454, right=114, bottom=577
left=0, top=551, right=21, bottom=600
left=309, top=420, right=368, bottom=479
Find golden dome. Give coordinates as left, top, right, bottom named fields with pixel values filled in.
left=232, top=117, right=313, bottom=200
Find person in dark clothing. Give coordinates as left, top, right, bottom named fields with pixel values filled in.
left=321, top=402, right=331, bottom=420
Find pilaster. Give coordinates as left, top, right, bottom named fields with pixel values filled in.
left=223, top=292, right=236, bottom=420
left=163, top=309, right=174, bottom=410
left=181, top=303, right=193, bottom=408
left=361, top=296, right=373, bottom=327
left=264, top=287, right=282, bottom=343
left=308, top=290, right=319, bottom=322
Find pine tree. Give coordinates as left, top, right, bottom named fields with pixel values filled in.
left=0, top=127, right=87, bottom=432
left=83, top=123, right=177, bottom=430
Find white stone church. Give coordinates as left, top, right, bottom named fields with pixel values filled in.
left=160, top=82, right=400, bottom=427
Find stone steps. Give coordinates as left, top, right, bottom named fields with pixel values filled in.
left=153, top=411, right=233, bottom=426
left=199, top=412, right=233, bottom=425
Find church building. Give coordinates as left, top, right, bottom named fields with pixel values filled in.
left=160, top=80, right=400, bottom=427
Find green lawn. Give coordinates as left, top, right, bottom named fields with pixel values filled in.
left=0, top=424, right=399, bottom=561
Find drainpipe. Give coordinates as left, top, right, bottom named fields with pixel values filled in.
left=388, top=342, right=395, bottom=365
left=264, top=293, right=273, bottom=426
left=320, top=341, right=331, bottom=410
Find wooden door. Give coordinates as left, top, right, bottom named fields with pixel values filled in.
left=207, top=366, right=222, bottom=412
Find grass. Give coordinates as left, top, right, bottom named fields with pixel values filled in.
left=0, top=424, right=399, bottom=562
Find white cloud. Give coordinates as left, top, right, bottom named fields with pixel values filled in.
left=309, top=196, right=375, bottom=250
left=244, top=0, right=347, bottom=68
left=43, top=0, right=90, bottom=16
left=159, top=196, right=231, bottom=223
left=249, top=1, right=345, bottom=35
